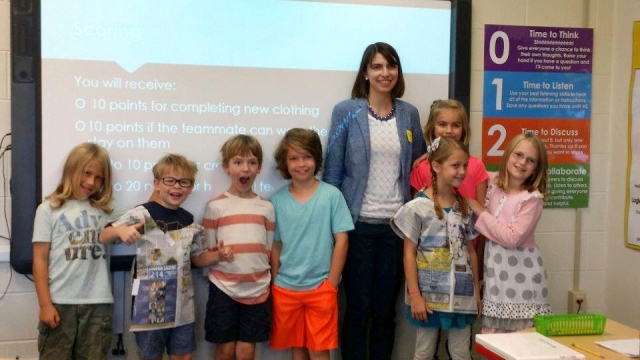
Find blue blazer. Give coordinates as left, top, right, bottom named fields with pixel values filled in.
left=323, top=98, right=425, bottom=222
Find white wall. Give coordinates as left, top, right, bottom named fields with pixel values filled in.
left=0, top=0, right=637, bottom=359
left=605, top=1, right=640, bottom=328
left=1, top=1, right=44, bottom=359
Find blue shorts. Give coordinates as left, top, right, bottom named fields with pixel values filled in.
left=204, top=282, right=271, bottom=344
left=134, top=323, right=196, bottom=358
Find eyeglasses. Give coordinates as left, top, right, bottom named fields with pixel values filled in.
left=160, top=177, right=194, bottom=188
left=511, top=151, right=538, bottom=166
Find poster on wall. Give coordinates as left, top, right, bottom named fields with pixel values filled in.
left=625, top=22, right=640, bottom=250
left=482, top=25, right=593, bottom=208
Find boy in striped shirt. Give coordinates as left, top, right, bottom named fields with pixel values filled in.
left=202, top=135, right=275, bottom=360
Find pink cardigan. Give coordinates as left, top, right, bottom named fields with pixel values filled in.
left=474, top=183, right=543, bottom=250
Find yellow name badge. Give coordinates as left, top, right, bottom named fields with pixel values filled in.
left=406, top=130, right=413, bottom=144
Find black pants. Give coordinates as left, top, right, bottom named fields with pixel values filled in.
left=341, top=222, right=404, bottom=360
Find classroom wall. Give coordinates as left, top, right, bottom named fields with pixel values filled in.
left=605, top=1, right=640, bottom=328
left=0, top=0, right=637, bottom=359
left=469, top=0, right=605, bottom=320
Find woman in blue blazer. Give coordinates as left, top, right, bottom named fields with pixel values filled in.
left=323, top=42, right=425, bottom=360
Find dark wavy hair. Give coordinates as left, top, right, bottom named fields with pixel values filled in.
left=351, top=42, right=405, bottom=99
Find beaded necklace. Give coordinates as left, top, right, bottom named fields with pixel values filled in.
left=367, top=104, right=396, bottom=121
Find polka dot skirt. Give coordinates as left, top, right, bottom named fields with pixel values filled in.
left=482, top=241, right=552, bottom=331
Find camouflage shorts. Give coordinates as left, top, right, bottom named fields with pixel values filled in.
left=38, top=303, right=112, bottom=360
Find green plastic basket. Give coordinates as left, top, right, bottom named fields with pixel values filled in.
left=534, top=314, right=606, bottom=336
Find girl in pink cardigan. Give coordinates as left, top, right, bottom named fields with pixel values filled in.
left=467, top=132, right=553, bottom=333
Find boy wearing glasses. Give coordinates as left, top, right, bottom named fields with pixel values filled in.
left=201, top=135, right=275, bottom=360
left=101, top=154, right=225, bottom=360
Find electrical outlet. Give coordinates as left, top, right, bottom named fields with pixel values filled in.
left=568, top=290, right=586, bottom=314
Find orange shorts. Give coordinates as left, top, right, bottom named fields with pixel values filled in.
left=269, top=279, right=338, bottom=351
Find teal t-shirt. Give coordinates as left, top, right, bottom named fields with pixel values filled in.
left=271, top=181, right=354, bottom=291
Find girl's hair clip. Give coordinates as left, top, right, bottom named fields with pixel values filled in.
left=427, top=137, right=441, bottom=154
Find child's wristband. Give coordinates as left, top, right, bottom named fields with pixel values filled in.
left=408, top=289, right=421, bottom=297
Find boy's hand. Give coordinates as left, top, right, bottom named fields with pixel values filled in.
left=39, top=303, right=60, bottom=328
left=119, top=222, right=144, bottom=245
left=218, top=240, right=234, bottom=262
left=410, top=294, right=433, bottom=322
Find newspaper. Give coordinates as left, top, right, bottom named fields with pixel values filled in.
left=407, top=247, right=477, bottom=314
